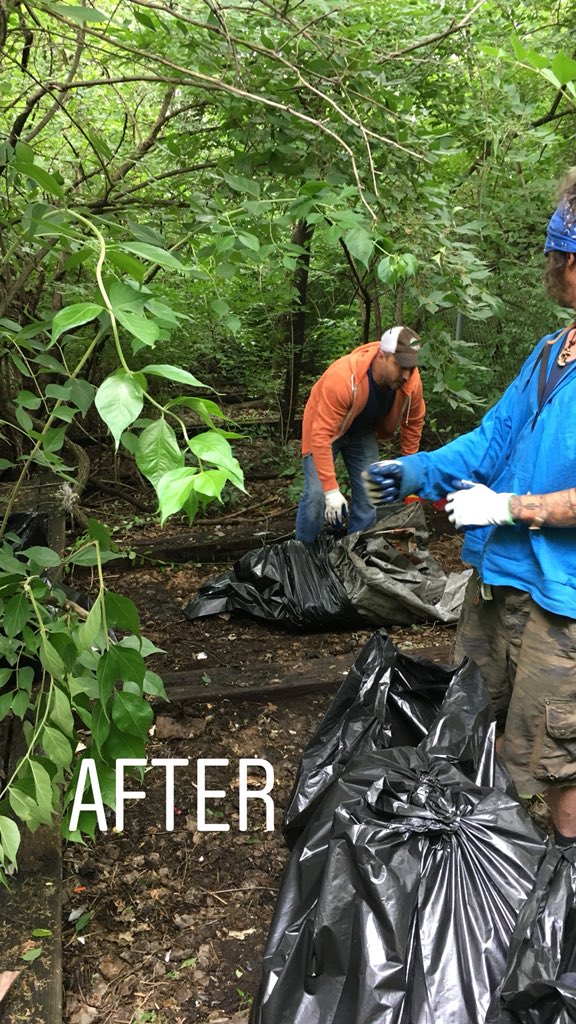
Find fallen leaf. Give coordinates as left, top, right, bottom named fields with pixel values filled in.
left=227, top=927, right=256, bottom=940
left=155, top=716, right=207, bottom=740
left=98, top=955, right=125, bottom=981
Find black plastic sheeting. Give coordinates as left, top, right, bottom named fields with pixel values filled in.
left=250, top=634, right=546, bottom=1024
left=488, top=845, right=576, bottom=1024
left=184, top=505, right=470, bottom=631
left=283, top=631, right=450, bottom=845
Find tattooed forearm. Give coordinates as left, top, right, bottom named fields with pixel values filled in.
left=509, top=488, right=576, bottom=528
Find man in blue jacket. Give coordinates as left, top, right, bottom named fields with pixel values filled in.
left=364, top=172, right=576, bottom=847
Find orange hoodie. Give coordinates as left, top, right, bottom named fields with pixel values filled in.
left=301, top=340, right=425, bottom=492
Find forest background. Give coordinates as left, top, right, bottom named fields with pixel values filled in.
left=0, top=0, right=575, bottom=876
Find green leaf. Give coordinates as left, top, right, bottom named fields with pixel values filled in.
left=51, top=303, right=103, bottom=344
left=115, top=308, right=160, bottom=348
left=0, top=547, right=27, bottom=575
left=98, top=644, right=146, bottom=701
left=143, top=670, right=168, bottom=700
left=107, top=248, right=147, bottom=281
left=30, top=760, right=55, bottom=820
left=509, top=33, right=527, bottom=61
left=222, top=172, right=261, bottom=197
left=41, top=724, right=73, bottom=768
left=77, top=595, right=103, bottom=651
left=74, top=910, right=93, bottom=933
left=13, top=159, right=64, bottom=199
left=0, top=815, right=20, bottom=864
left=15, top=405, right=33, bottom=433
left=188, top=432, right=244, bottom=489
left=237, top=232, right=260, bottom=253
left=50, top=685, right=75, bottom=738
left=0, top=691, right=13, bottom=722
left=141, top=364, right=209, bottom=388
left=118, top=242, right=186, bottom=271
left=15, top=389, right=41, bottom=410
left=343, top=226, right=373, bottom=268
left=156, top=468, right=198, bottom=523
left=48, top=3, right=107, bottom=22
left=24, top=546, right=62, bottom=569
left=182, top=489, right=199, bottom=524
left=144, top=299, right=181, bottom=326
left=541, top=68, right=562, bottom=90
left=91, top=702, right=111, bottom=755
left=17, top=666, right=34, bottom=692
left=165, top=396, right=225, bottom=426
left=68, top=547, right=120, bottom=567
left=88, top=519, right=112, bottom=548
left=14, top=141, right=34, bottom=164
left=192, top=469, right=228, bottom=499
left=40, top=639, right=65, bottom=678
left=21, top=947, right=42, bottom=962
left=95, top=372, right=145, bottom=449
left=103, top=592, right=140, bottom=634
left=4, top=592, right=30, bottom=637
left=11, top=690, right=30, bottom=719
left=32, top=928, right=52, bottom=937
left=111, top=691, right=154, bottom=736
left=102, top=724, right=145, bottom=762
left=550, top=52, right=576, bottom=85
left=135, top=419, right=183, bottom=487
left=401, top=253, right=418, bottom=277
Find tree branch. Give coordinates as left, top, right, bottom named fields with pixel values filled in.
left=24, top=22, right=87, bottom=143
left=382, top=0, right=490, bottom=60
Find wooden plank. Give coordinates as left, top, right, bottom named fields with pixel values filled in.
left=72, top=522, right=297, bottom=572
left=0, top=719, right=62, bottom=1024
left=160, top=643, right=453, bottom=704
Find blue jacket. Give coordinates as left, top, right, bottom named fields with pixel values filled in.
left=406, top=326, right=576, bottom=617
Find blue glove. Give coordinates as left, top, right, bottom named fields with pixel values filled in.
left=362, top=458, right=422, bottom=505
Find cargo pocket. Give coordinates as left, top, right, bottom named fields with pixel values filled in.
left=532, top=700, right=576, bottom=784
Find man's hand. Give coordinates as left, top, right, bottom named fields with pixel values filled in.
left=362, top=460, right=412, bottom=505
left=446, top=481, right=515, bottom=529
left=324, top=489, right=348, bottom=528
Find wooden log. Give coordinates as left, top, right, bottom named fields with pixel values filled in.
left=0, top=719, right=62, bottom=1024
left=160, top=643, right=453, bottom=704
left=72, top=522, right=298, bottom=572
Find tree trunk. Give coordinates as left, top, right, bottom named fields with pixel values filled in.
left=279, top=219, right=314, bottom=441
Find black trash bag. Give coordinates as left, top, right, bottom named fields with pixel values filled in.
left=283, top=630, right=451, bottom=844
left=185, top=506, right=469, bottom=631
left=487, top=845, right=576, bottom=1024
left=185, top=533, right=360, bottom=630
left=250, top=651, right=546, bottom=1024
left=3, top=512, right=49, bottom=551
left=1, top=511, right=95, bottom=619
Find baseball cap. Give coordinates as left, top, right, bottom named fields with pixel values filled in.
left=380, top=326, right=421, bottom=368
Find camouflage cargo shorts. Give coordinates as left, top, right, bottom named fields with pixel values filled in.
left=454, top=570, right=576, bottom=797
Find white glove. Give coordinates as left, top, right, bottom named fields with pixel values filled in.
left=446, top=481, right=514, bottom=530
left=324, top=489, right=348, bottom=527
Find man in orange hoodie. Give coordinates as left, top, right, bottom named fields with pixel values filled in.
left=295, top=325, right=425, bottom=543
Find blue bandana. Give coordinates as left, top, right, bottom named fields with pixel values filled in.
left=544, top=202, right=576, bottom=253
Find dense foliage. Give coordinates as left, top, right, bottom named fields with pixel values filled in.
left=0, top=0, right=575, bottom=880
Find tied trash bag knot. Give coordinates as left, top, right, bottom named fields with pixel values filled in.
left=367, top=761, right=474, bottom=836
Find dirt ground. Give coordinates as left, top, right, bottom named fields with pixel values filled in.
left=62, top=471, right=465, bottom=1024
